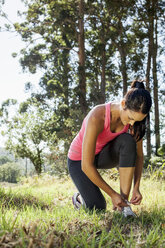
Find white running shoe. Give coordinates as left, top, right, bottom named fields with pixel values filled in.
left=121, top=205, right=137, bottom=218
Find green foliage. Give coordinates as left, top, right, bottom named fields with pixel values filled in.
left=1, top=99, right=58, bottom=175
left=0, top=162, right=22, bottom=183
left=12, top=0, right=164, bottom=134
left=0, top=99, right=17, bottom=119
left=14, top=0, right=82, bottom=147
left=0, top=156, right=12, bottom=165
left=46, top=152, right=68, bottom=176
left=147, top=159, right=165, bottom=180
left=158, top=144, right=165, bottom=157
left=147, top=144, right=165, bottom=179
left=1, top=211, right=19, bottom=232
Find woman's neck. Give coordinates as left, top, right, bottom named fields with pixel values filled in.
left=110, top=102, right=125, bottom=133
left=111, top=102, right=122, bottom=123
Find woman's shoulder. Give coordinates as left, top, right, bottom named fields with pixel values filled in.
left=84, top=104, right=106, bottom=130
left=89, top=103, right=106, bottom=120
left=84, top=104, right=106, bottom=135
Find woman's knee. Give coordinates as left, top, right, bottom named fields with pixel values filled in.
left=118, top=133, right=136, bottom=167
left=118, top=133, right=136, bottom=152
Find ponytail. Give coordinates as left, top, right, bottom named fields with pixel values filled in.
left=132, top=115, right=149, bottom=142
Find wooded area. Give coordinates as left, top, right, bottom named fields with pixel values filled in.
left=0, top=0, right=164, bottom=174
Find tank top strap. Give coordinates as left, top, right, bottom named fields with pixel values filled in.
left=104, top=102, right=111, bottom=129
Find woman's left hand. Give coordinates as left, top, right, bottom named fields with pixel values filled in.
left=130, top=189, right=142, bottom=205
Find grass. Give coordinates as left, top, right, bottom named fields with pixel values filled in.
left=0, top=172, right=164, bottom=248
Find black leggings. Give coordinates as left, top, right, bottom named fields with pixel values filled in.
left=68, top=133, right=136, bottom=210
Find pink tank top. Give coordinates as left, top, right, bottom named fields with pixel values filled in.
left=68, top=102, right=129, bottom=160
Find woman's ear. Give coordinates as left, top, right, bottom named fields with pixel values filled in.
left=121, top=99, right=126, bottom=110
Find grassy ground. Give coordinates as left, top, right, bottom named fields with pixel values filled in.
left=0, top=171, right=164, bottom=248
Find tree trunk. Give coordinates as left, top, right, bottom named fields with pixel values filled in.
left=118, top=20, right=127, bottom=96
left=145, top=0, right=154, bottom=158
left=78, top=0, right=87, bottom=115
left=100, top=23, right=106, bottom=103
left=33, top=148, right=42, bottom=175
left=152, top=16, right=160, bottom=153
left=62, top=41, right=70, bottom=118
left=119, top=46, right=128, bottom=96
left=63, top=34, right=71, bottom=109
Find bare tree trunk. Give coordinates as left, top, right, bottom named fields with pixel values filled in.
left=25, top=158, right=28, bottom=177
left=145, top=0, right=154, bottom=158
left=111, top=18, right=128, bottom=96
left=100, top=23, right=106, bottom=103
left=118, top=46, right=127, bottom=96
left=118, top=20, right=127, bottom=96
left=152, top=16, right=160, bottom=153
left=63, top=35, right=71, bottom=109
left=78, top=0, right=87, bottom=115
left=121, top=52, right=127, bottom=96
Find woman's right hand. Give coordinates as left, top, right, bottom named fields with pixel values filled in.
left=111, top=192, right=128, bottom=211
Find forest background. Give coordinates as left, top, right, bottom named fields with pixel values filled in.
left=0, top=0, right=164, bottom=177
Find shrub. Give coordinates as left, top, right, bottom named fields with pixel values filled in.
left=0, top=162, right=22, bottom=183
left=157, top=144, right=165, bottom=157
left=147, top=144, right=165, bottom=179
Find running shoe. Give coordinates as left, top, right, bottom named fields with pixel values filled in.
left=72, top=192, right=86, bottom=209
left=121, top=205, right=137, bottom=218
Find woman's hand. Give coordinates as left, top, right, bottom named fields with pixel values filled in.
left=111, top=192, right=128, bottom=211
left=130, top=189, right=142, bottom=205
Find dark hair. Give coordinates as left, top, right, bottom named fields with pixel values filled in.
left=125, top=81, right=152, bottom=114
left=124, top=80, right=152, bottom=141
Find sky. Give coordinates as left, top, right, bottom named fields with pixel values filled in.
left=0, top=0, right=42, bottom=105
left=0, top=0, right=43, bottom=147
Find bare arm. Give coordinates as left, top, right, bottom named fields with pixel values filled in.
left=134, top=139, right=144, bottom=189
left=130, top=139, right=144, bottom=205
left=82, top=106, right=128, bottom=210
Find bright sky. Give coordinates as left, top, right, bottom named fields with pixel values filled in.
left=0, top=0, right=42, bottom=105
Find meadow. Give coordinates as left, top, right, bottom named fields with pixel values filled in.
left=0, top=170, right=164, bottom=248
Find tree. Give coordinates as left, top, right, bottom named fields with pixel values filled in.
left=86, top=0, right=114, bottom=104
left=152, top=0, right=160, bottom=153
left=106, top=0, right=137, bottom=96
left=5, top=0, right=164, bottom=159
left=0, top=156, right=12, bottom=165
left=145, top=0, right=154, bottom=157
left=131, top=0, right=164, bottom=155
left=1, top=99, right=57, bottom=174
left=13, top=0, right=88, bottom=143
left=0, top=162, right=22, bottom=183
left=78, top=0, right=87, bottom=113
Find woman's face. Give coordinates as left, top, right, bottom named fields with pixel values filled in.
left=120, top=100, right=147, bottom=126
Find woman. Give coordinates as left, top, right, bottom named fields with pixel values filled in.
left=67, top=81, right=152, bottom=217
